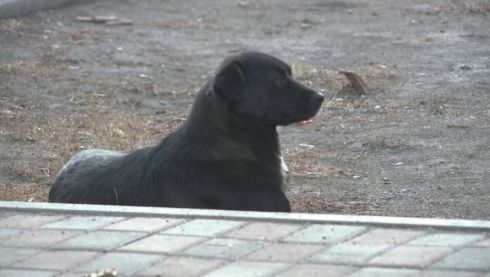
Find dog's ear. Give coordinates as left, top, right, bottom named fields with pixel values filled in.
left=213, top=59, right=248, bottom=100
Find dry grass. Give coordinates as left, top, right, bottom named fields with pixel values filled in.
left=283, top=146, right=359, bottom=177
left=0, top=95, right=185, bottom=185
left=0, top=19, right=24, bottom=32
left=0, top=96, right=184, bottom=201
left=290, top=195, right=370, bottom=214
left=441, top=1, right=490, bottom=14
left=0, top=182, right=49, bottom=202
left=0, top=62, right=59, bottom=75
left=289, top=162, right=355, bottom=177
left=460, top=1, right=490, bottom=13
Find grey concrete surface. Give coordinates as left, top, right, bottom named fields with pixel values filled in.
left=0, top=202, right=489, bottom=277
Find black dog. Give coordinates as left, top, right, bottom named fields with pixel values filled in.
left=48, top=51, right=324, bottom=212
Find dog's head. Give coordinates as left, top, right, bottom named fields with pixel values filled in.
left=213, top=51, right=324, bottom=126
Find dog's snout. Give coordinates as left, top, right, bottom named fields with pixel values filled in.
left=312, top=93, right=324, bottom=103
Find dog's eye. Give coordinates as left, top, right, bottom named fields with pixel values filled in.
left=275, top=77, right=284, bottom=85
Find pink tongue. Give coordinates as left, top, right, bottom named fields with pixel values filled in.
left=296, top=120, right=313, bottom=126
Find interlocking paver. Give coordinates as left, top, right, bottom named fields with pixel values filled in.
left=243, top=242, right=325, bottom=262
left=0, top=269, right=58, bottom=277
left=103, top=217, right=186, bottom=232
left=202, top=261, right=290, bottom=277
left=0, top=229, right=81, bottom=248
left=10, top=250, right=99, bottom=271
left=282, top=224, right=366, bottom=244
left=367, top=246, right=452, bottom=268
left=0, top=228, right=19, bottom=240
left=415, top=270, right=484, bottom=277
left=118, top=234, right=205, bottom=254
left=53, top=230, right=146, bottom=251
left=0, top=247, right=39, bottom=267
left=0, top=214, right=65, bottom=229
left=135, top=257, right=224, bottom=277
left=275, top=264, right=358, bottom=277
left=345, top=228, right=425, bottom=245
left=473, top=238, right=490, bottom=247
left=430, top=247, right=490, bottom=271
left=42, top=216, right=126, bottom=231
left=408, top=233, right=485, bottom=247
left=162, top=219, right=244, bottom=237
left=181, top=238, right=268, bottom=260
left=308, top=243, right=390, bottom=265
left=1, top=208, right=489, bottom=277
left=224, top=222, right=302, bottom=241
left=348, top=267, right=420, bottom=277
left=74, top=252, right=164, bottom=276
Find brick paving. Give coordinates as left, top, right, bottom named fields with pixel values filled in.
left=0, top=203, right=489, bottom=277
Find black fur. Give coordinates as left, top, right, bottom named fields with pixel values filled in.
left=48, top=51, right=324, bottom=212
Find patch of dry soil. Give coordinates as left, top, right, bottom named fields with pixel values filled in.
left=1, top=0, right=489, bottom=219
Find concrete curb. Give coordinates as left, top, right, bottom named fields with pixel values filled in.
left=2, top=201, right=490, bottom=231
left=0, top=0, right=88, bottom=19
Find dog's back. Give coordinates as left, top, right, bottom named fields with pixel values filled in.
left=49, top=148, right=152, bottom=205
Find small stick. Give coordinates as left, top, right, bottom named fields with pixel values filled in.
left=326, top=84, right=342, bottom=102
left=76, top=16, right=133, bottom=25
left=112, top=187, right=119, bottom=205
left=76, top=16, right=118, bottom=23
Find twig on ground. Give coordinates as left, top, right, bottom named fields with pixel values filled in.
left=76, top=16, right=133, bottom=26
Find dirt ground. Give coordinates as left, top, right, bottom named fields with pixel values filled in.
left=1, top=0, right=489, bottom=220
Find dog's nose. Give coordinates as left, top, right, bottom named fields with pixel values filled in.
left=312, top=92, right=324, bottom=103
